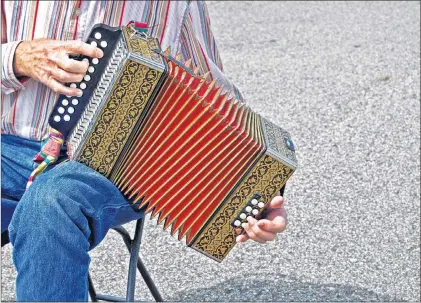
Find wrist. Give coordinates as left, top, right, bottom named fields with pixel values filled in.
left=13, top=40, right=30, bottom=77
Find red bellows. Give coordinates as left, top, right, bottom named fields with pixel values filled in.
left=115, top=58, right=264, bottom=244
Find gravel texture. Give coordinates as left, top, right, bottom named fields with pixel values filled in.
left=2, top=1, right=420, bottom=302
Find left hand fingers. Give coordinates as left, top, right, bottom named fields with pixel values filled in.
left=257, top=213, right=287, bottom=233
left=243, top=221, right=267, bottom=244
left=247, top=217, right=276, bottom=242
left=236, top=234, right=249, bottom=243
left=260, top=207, right=287, bottom=222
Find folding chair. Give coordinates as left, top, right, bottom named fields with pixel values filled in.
left=88, top=217, right=163, bottom=302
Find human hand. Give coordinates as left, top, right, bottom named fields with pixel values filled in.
left=236, top=195, right=287, bottom=244
left=13, top=38, right=104, bottom=96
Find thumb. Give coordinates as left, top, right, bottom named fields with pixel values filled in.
left=267, top=195, right=284, bottom=210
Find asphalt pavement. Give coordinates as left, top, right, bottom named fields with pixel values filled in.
left=2, top=1, right=420, bottom=302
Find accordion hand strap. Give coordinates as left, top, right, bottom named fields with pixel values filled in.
left=26, top=129, right=65, bottom=189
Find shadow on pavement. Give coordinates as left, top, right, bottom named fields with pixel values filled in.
left=166, top=277, right=402, bottom=302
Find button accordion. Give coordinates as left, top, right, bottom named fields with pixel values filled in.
left=48, top=24, right=298, bottom=262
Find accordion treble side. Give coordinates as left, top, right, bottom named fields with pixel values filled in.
left=48, top=24, right=298, bottom=262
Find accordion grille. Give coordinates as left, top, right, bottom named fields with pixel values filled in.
left=68, top=38, right=127, bottom=159
left=112, top=59, right=264, bottom=243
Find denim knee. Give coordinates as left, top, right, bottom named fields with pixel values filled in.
left=8, top=162, right=96, bottom=247
left=8, top=160, right=132, bottom=249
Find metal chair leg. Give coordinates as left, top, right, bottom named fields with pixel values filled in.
left=88, top=273, right=98, bottom=302
left=137, top=256, right=163, bottom=302
left=125, top=219, right=144, bottom=301
left=88, top=218, right=163, bottom=302
left=115, top=219, right=163, bottom=302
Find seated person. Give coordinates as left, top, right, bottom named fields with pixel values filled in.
left=1, top=1, right=288, bottom=301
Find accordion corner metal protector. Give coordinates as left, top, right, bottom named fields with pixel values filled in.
left=50, top=24, right=298, bottom=262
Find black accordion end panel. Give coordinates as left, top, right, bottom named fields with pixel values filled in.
left=48, top=24, right=123, bottom=139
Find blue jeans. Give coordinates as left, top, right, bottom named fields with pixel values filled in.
left=1, top=134, right=145, bottom=301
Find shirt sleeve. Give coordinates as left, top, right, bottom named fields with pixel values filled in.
left=1, top=41, right=29, bottom=95
left=177, top=1, right=245, bottom=102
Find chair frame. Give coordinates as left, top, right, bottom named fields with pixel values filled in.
left=88, top=218, right=163, bottom=302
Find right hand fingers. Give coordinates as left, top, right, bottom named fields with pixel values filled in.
left=63, top=40, right=104, bottom=59
left=49, top=40, right=102, bottom=73
left=51, top=66, right=85, bottom=83
left=56, top=55, right=89, bottom=74
left=45, top=77, right=82, bottom=97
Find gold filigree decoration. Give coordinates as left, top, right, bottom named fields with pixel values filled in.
left=123, top=26, right=163, bottom=64
left=77, top=60, right=162, bottom=176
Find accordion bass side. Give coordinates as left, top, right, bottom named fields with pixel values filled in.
left=48, top=24, right=298, bottom=262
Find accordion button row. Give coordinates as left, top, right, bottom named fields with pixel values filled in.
left=231, top=193, right=266, bottom=229
left=91, top=39, right=107, bottom=48
left=50, top=28, right=119, bottom=130
left=60, top=99, right=79, bottom=106
left=54, top=114, right=70, bottom=122
left=53, top=98, right=78, bottom=122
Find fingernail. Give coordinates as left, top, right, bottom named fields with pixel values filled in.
left=97, top=49, right=104, bottom=58
left=236, top=236, right=241, bottom=243
left=77, top=90, right=83, bottom=96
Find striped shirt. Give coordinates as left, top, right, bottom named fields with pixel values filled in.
left=1, top=0, right=243, bottom=141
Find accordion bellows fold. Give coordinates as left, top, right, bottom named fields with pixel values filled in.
left=49, top=24, right=297, bottom=261
left=113, top=59, right=265, bottom=243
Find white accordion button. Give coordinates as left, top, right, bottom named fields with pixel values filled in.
left=241, top=223, right=247, bottom=228
left=63, top=115, right=70, bottom=121
left=70, top=83, right=77, bottom=88
left=239, top=213, right=246, bottom=220
left=58, top=107, right=65, bottom=114
left=84, top=75, right=91, bottom=81
left=72, top=99, right=79, bottom=105
left=100, top=41, right=107, bottom=48
left=233, top=220, right=241, bottom=227
left=68, top=107, right=74, bottom=114
left=94, top=32, right=102, bottom=39
left=251, top=199, right=258, bottom=205
left=54, top=115, right=61, bottom=122
left=258, top=202, right=265, bottom=208
left=80, top=82, right=87, bottom=89
left=252, top=209, right=259, bottom=216
left=245, top=206, right=252, bottom=213
left=62, top=99, right=69, bottom=106
left=92, top=58, right=99, bottom=65
left=91, top=41, right=97, bottom=47
left=88, top=66, right=95, bottom=73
